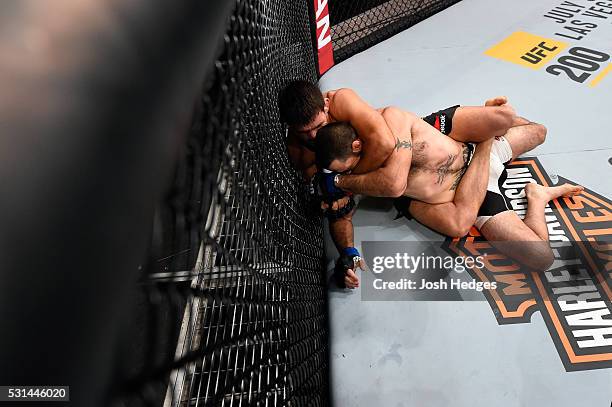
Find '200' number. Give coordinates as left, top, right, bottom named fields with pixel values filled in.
left=546, top=47, right=609, bottom=83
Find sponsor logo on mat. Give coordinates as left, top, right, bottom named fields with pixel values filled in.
left=485, top=31, right=568, bottom=70
left=443, top=157, right=612, bottom=371
left=484, top=2, right=612, bottom=87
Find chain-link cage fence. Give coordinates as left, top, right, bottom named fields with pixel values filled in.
left=112, top=1, right=328, bottom=406
left=329, top=0, right=462, bottom=63
left=105, top=0, right=470, bottom=406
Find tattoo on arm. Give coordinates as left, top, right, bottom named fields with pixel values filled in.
left=436, top=154, right=455, bottom=185
left=395, top=137, right=412, bottom=151
left=450, top=169, right=465, bottom=191
left=449, top=144, right=470, bottom=191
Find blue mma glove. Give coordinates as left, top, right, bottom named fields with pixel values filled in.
left=313, top=170, right=355, bottom=219
left=314, top=169, right=345, bottom=203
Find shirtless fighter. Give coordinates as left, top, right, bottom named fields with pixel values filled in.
left=315, top=106, right=583, bottom=288
left=278, top=80, right=516, bottom=183
left=278, top=80, right=522, bottom=282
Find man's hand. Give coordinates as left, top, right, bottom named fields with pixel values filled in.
left=321, top=196, right=351, bottom=211
left=313, top=170, right=355, bottom=219
left=335, top=247, right=365, bottom=289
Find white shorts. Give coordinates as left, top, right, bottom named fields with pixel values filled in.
left=474, top=136, right=514, bottom=229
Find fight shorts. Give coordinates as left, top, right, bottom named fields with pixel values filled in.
left=474, top=136, right=513, bottom=229
left=421, top=105, right=460, bottom=135
left=394, top=136, right=514, bottom=230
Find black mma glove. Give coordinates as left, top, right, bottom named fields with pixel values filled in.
left=333, top=247, right=361, bottom=288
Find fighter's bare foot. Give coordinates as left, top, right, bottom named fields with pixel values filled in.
left=484, top=96, right=508, bottom=107
left=525, top=182, right=584, bottom=203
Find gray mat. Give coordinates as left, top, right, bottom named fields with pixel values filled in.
left=320, top=0, right=612, bottom=405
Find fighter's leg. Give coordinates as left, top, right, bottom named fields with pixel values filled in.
left=522, top=182, right=583, bottom=239
left=449, top=95, right=547, bottom=155
left=479, top=183, right=583, bottom=270
left=479, top=211, right=554, bottom=271
left=447, top=103, right=517, bottom=142
left=483, top=94, right=548, bottom=158
left=503, top=118, right=547, bottom=159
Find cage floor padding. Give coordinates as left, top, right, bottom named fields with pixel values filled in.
left=320, top=0, right=612, bottom=405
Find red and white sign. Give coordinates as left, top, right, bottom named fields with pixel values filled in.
left=314, top=0, right=334, bottom=75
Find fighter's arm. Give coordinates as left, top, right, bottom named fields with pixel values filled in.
left=329, top=212, right=361, bottom=288
left=408, top=138, right=494, bottom=237
left=328, top=88, right=395, bottom=171
left=335, top=108, right=415, bottom=197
